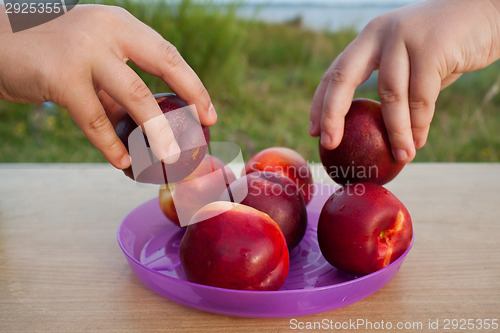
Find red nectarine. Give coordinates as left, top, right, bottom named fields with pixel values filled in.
left=319, top=99, right=406, bottom=186
left=244, top=147, right=314, bottom=204
left=179, top=201, right=289, bottom=291
left=221, top=171, right=308, bottom=250
left=159, top=154, right=236, bottom=227
left=317, top=182, right=412, bottom=275
left=115, top=93, right=210, bottom=184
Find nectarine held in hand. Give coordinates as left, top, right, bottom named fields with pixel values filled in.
left=317, top=182, right=412, bottom=275
left=319, top=99, right=405, bottom=186
left=245, top=147, right=314, bottom=204
left=115, top=93, right=210, bottom=184
left=179, top=202, right=289, bottom=291
left=221, top=171, right=308, bottom=250
left=159, top=154, right=236, bottom=227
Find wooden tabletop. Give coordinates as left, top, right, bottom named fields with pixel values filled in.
left=1, top=163, right=499, bottom=332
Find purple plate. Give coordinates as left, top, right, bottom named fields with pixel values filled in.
left=117, top=183, right=413, bottom=318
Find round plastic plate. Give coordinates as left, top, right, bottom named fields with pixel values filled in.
left=117, top=183, right=413, bottom=318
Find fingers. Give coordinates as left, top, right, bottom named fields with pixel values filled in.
left=93, top=59, right=181, bottom=164
left=408, top=57, right=442, bottom=150
left=313, top=33, right=440, bottom=160
left=90, top=7, right=216, bottom=165
left=311, top=35, right=378, bottom=150
left=377, top=39, right=415, bottom=162
left=118, top=16, right=217, bottom=127
left=64, top=86, right=131, bottom=170
left=91, top=12, right=215, bottom=165
left=441, top=73, right=462, bottom=90
left=97, top=90, right=126, bottom=128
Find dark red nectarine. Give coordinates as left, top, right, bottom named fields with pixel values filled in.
left=115, top=93, right=210, bottom=184
left=317, top=182, right=412, bottom=275
left=179, top=201, right=289, bottom=291
left=244, top=147, right=314, bottom=204
left=319, top=99, right=405, bottom=186
left=221, top=171, right=307, bottom=250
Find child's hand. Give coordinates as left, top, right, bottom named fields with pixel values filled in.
left=0, top=5, right=217, bottom=168
left=309, top=0, right=500, bottom=162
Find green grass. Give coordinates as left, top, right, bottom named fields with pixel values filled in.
left=0, top=101, right=106, bottom=162
left=1, top=0, right=499, bottom=163
left=418, top=67, right=500, bottom=162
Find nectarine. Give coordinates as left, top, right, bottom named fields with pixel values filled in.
left=317, top=182, right=412, bottom=275
left=115, top=93, right=210, bottom=184
left=221, top=171, right=307, bottom=250
left=179, top=201, right=289, bottom=291
left=319, top=99, right=405, bottom=186
left=159, top=154, right=236, bottom=227
left=244, top=147, right=314, bottom=204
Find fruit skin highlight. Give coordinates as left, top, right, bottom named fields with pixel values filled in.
left=179, top=201, right=289, bottom=291
left=115, top=93, right=210, bottom=184
left=221, top=171, right=308, bottom=251
left=317, top=182, right=413, bottom=275
left=244, top=147, right=314, bottom=204
left=319, top=98, right=406, bottom=186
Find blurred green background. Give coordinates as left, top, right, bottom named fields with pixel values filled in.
left=1, top=0, right=499, bottom=163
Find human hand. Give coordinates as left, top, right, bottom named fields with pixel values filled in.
left=0, top=4, right=217, bottom=169
left=310, top=0, right=500, bottom=161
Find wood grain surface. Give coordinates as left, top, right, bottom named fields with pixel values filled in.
left=1, top=163, right=499, bottom=332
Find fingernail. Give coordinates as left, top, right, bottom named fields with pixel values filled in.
left=393, top=148, right=408, bottom=161
left=209, top=103, right=217, bottom=122
left=162, top=142, right=181, bottom=164
left=321, top=131, right=332, bottom=146
left=309, top=121, right=314, bottom=134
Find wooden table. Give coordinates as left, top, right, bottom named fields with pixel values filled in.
left=1, top=163, right=499, bottom=332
